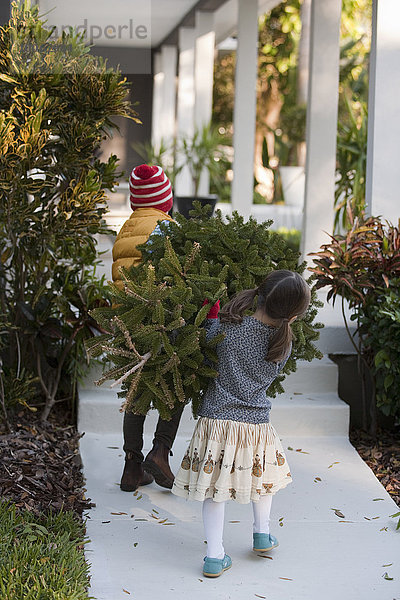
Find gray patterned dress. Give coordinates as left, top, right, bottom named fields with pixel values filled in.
left=172, top=316, right=292, bottom=504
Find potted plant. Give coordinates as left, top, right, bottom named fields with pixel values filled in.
left=310, top=210, right=400, bottom=435
left=174, top=124, right=227, bottom=218
left=260, top=104, right=306, bottom=206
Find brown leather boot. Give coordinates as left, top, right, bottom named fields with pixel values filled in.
left=143, top=440, right=175, bottom=489
left=120, top=453, right=154, bottom=492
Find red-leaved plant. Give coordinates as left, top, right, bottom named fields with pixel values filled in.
left=309, top=209, right=400, bottom=434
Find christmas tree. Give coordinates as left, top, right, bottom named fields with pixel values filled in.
left=140, top=204, right=323, bottom=396
left=86, top=204, right=323, bottom=419
left=86, top=238, right=227, bottom=418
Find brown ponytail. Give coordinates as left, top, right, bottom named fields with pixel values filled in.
left=261, top=270, right=310, bottom=362
left=266, top=319, right=293, bottom=362
left=219, top=288, right=258, bottom=324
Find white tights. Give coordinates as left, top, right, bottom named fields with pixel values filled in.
left=202, top=495, right=273, bottom=559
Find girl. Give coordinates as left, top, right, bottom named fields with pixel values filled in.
left=172, top=270, right=311, bottom=578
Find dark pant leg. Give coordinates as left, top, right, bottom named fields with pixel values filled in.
left=123, top=412, right=146, bottom=462
left=153, top=404, right=184, bottom=450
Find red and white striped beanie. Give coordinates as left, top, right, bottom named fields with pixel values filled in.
left=129, top=164, right=173, bottom=213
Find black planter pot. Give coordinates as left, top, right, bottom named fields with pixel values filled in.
left=329, top=354, right=395, bottom=431
left=174, top=195, right=218, bottom=219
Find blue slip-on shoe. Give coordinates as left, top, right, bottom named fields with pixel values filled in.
left=253, top=533, right=279, bottom=552
left=203, top=554, right=232, bottom=578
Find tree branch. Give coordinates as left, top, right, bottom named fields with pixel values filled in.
left=110, top=352, right=152, bottom=388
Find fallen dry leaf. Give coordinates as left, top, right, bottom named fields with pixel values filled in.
left=279, top=577, right=293, bottom=581
left=338, top=520, right=354, bottom=523
left=257, top=554, right=273, bottom=560
left=111, top=512, right=127, bottom=515
left=255, top=595, right=266, bottom=598
left=332, top=508, right=345, bottom=518
left=328, top=462, right=340, bottom=468
left=229, top=520, right=240, bottom=523
left=122, top=589, right=130, bottom=595
left=102, top=521, right=110, bottom=524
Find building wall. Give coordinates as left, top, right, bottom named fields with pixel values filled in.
left=0, top=1, right=10, bottom=25
left=90, top=46, right=153, bottom=175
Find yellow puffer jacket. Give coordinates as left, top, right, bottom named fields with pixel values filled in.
left=112, top=207, right=175, bottom=288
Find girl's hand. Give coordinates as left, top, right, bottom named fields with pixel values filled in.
left=202, top=299, right=220, bottom=319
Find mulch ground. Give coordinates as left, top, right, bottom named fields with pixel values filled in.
left=0, top=408, right=94, bottom=517
left=350, top=427, right=400, bottom=508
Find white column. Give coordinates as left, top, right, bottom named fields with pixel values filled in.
left=194, top=11, right=216, bottom=196
left=151, top=52, right=164, bottom=152
left=365, top=0, right=400, bottom=223
left=175, top=27, right=196, bottom=196
left=160, top=45, right=177, bottom=146
left=231, top=0, right=258, bottom=218
left=300, top=0, right=342, bottom=262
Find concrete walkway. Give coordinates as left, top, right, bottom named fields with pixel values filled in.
left=79, top=361, right=400, bottom=600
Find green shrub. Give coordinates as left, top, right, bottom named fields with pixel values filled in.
left=0, top=2, right=136, bottom=423
left=272, top=227, right=301, bottom=253
left=358, top=280, right=400, bottom=419
left=0, top=502, right=91, bottom=600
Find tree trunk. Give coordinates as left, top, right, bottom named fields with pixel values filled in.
left=254, top=77, right=283, bottom=201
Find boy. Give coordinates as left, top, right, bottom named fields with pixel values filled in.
left=112, top=164, right=183, bottom=492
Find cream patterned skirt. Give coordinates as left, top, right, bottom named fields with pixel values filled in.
left=172, top=417, right=292, bottom=504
